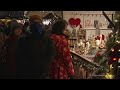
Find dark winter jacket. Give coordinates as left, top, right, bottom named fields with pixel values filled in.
left=16, top=22, right=55, bottom=79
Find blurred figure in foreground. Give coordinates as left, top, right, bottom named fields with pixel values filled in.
left=5, top=23, right=23, bottom=78
left=16, top=14, right=55, bottom=79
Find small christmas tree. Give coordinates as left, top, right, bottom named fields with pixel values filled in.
left=91, top=11, right=120, bottom=79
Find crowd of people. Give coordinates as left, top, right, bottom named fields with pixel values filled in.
left=0, top=14, right=74, bottom=79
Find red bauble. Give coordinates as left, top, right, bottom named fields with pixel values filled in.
left=108, top=42, right=120, bottom=65
left=108, top=57, right=118, bottom=65
left=109, top=43, right=120, bottom=58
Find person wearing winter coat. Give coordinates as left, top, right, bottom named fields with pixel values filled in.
left=5, top=23, right=23, bottom=78
left=16, top=14, right=55, bottom=79
left=49, top=20, right=74, bottom=79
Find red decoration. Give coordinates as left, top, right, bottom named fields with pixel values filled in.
left=95, top=36, right=100, bottom=40
left=113, top=58, right=117, bottom=61
left=69, top=18, right=75, bottom=26
left=102, top=35, right=105, bottom=40
left=108, top=43, right=120, bottom=65
left=76, top=18, right=81, bottom=26
left=69, top=18, right=82, bottom=28
left=96, top=51, right=101, bottom=56
left=108, top=57, right=118, bottom=65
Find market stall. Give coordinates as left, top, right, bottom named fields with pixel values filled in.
left=63, top=11, right=116, bottom=79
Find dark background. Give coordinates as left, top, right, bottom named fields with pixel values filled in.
left=0, top=11, right=24, bottom=19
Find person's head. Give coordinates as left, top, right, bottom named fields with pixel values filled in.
left=29, top=14, right=44, bottom=37
left=11, top=23, right=23, bottom=36
left=51, top=19, right=68, bottom=35
left=29, top=14, right=42, bottom=24
left=30, top=21, right=44, bottom=36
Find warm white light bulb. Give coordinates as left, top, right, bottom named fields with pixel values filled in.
left=43, top=19, right=51, bottom=25
left=115, top=20, right=118, bottom=22
left=111, top=48, right=114, bottom=52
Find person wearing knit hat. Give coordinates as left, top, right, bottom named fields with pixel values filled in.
left=29, top=14, right=42, bottom=23
left=16, top=13, right=55, bottom=79
left=5, top=23, right=23, bottom=78
left=29, top=14, right=44, bottom=39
